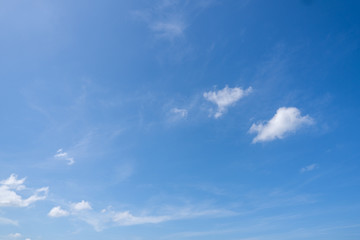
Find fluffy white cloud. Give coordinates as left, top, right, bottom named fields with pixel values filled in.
left=300, top=164, right=318, bottom=173
left=0, top=174, right=48, bottom=207
left=48, top=206, right=69, bottom=218
left=249, top=107, right=314, bottom=143
left=203, top=86, right=252, bottom=118
left=71, top=200, right=92, bottom=211
left=54, top=149, right=74, bottom=165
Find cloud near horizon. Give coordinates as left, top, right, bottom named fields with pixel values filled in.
left=249, top=107, right=314, bottom=143
left=203, top=86, right=252, bottom=118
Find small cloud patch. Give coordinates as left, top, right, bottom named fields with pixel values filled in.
left=54, top=149, right=75, bottom=165
left=171, top=107, right=188, bottom=119
left=300, top=164, right=319, bottom=173
left=71, top=200, right=92, bottom=211
left=48, top=206, right=69, bottom=218
left=250, top=107, right=314, bottom=143
left=204, top=86, right=252, bottom=118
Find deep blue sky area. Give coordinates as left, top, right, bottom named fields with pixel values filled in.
left=0, top=1, right=360, bottom=239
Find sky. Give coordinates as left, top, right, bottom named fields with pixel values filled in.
left=0, top=0, right=360, bottom=239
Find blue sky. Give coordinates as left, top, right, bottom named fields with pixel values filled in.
left=1, top=0, right=360, bottom=239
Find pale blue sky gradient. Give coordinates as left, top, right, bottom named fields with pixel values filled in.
left=1, top=0, right=360, bottom=239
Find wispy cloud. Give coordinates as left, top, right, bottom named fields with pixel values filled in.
left=133, top=0, right=215, bottom=41
left=300, top=164, right=319, bottom=173
left=151, top=21, right=185, bottom=40
left=203, top=86, right=252, bottom=118
left=0, top=174, right=48, bottom=207
left=170, top=107, right=188, bottom=120
left=47, top=201, right=234, bottom=231
left=249, top=107, right=314, bottom=143
left=112, top=211, right=170, bottom=226
left=132, top=1, right=186, bottom=41
left=0, top=217, right=18, bottom=226
left=54, top=148, right=75, bottom=165
left=8, top=233, right=21, bottom=238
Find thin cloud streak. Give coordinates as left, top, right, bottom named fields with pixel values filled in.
left=54, top=149, right=74, bottom=165
left=46, top=201, right=235, bottom=231
left=0, top=216, right=18, bottom=226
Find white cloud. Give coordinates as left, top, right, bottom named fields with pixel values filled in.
left=203, top=86, right=252, bottom=118
left=71, top=200, right=92, bottom=211
left=300, top=164, right=319, bottom=173
left=48, top=206, right=69, bottom=218
left=54, top=149, right=75, bottom=165
left=249, top=107, right=314, bottom=143
left=0, top=174, right=48, bottom=207
left=0, top=174, right=26, bottom=190
left=171, top=107, right=188, bottom=119
left=8, top=233, right=21, bottom=238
